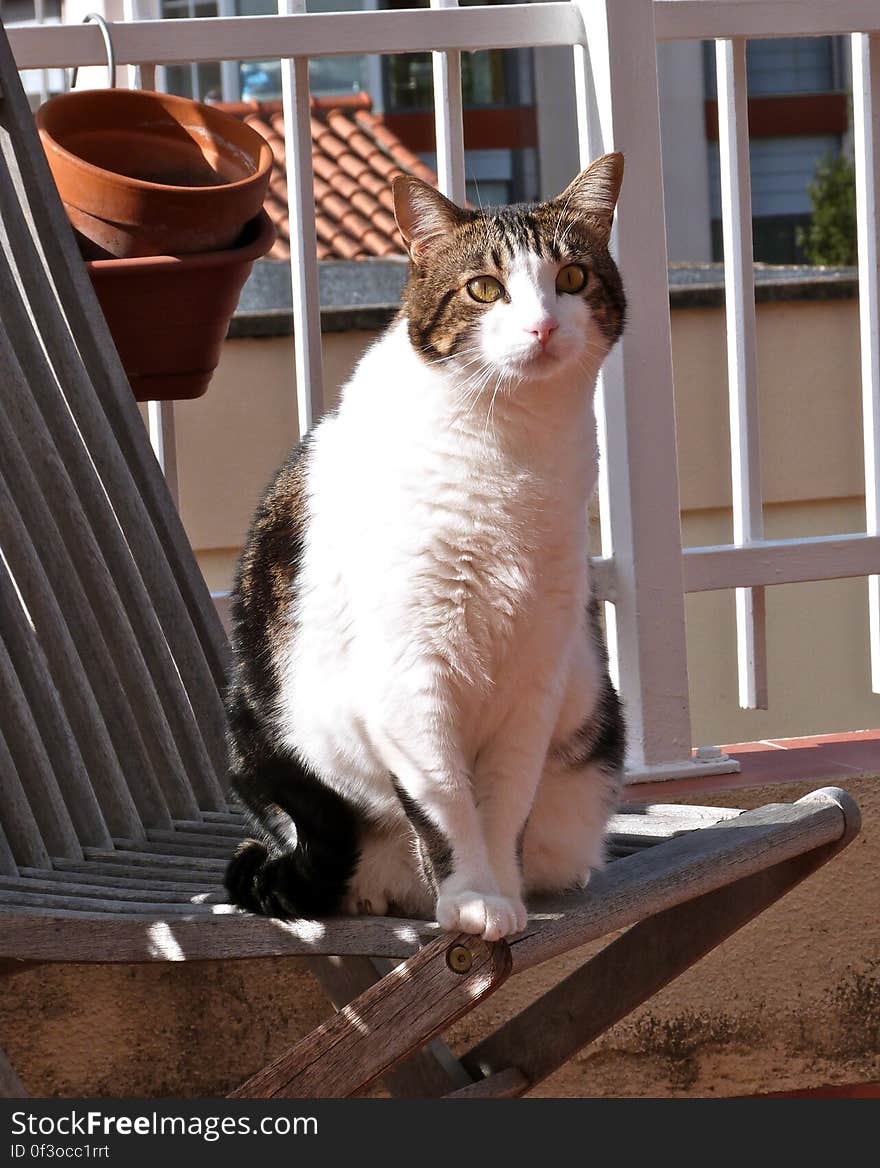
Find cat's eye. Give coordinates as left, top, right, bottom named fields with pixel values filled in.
left=556, top=264, right=588, bottom=294
left=466, top=275, right=505, bottom=304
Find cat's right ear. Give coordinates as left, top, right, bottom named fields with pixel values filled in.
left=392, top=176, right=468, bottom=262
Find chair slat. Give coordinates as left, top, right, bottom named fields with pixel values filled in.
left=0, top=636, right=83, bottom=860
left=49, top=859, right=226, bottom=881
left=113, top=838, right=232, bottom=859
left=0, top=225, right=222, bottom=817
left=0, top=430, right=173, bottom=830
left=0, top=877, right=224, bottom=903
left=0, top=30, right=230, bottom=777
left=83, top=848, right=227, bottom=872
left=0, top=823, right=18, bottom=881
left=0, top=529, right=145, bottom=841
left=0, top=727, right=50, bottom=870
left=0, top=891, right=227, bottom=915
left=0, top=380, right=202, bottom=823
left=17, top=868, right=216, bottom=893
left=0, top=586, right=111, bottom=850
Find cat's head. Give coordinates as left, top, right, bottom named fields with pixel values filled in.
left=392, top=153, right=625, bottom=389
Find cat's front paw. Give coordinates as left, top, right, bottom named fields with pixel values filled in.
left=435, top=890, right=528, bottom=941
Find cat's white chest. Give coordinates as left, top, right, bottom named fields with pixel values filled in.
left=276, top=322, right=598, bottom=797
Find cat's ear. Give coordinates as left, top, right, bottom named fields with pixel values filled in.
left=392, top=176, right=469, bottom=262
left=556, top=152, right=624, bottom=245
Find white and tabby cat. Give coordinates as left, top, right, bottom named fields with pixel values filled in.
left=224, top=152, right=627, bottom=941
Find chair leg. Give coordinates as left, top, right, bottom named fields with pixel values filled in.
left=458, top=840, right=843, bottom=1095
left=230, top=932, right=511, bottom=1098
left=305, top=955, right=474, bottom=1096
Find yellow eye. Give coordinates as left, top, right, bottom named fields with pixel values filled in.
left=466, top=275, right=505, bottom=304
left=556, top=264, right=587, bottom=294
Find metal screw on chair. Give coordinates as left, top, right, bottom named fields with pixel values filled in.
left=447, top=944, right=473, bottom=974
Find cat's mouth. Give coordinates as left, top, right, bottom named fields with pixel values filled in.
left=507, top=346, right=560, bottom=374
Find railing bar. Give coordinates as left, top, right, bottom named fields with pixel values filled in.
left=279, top=0, right=324, bottom=436
left=852, top=32, right=880, bottom=694
left=654, top=1, right=880, bottom=42
left=573, top=9, right=621, bottom=693
left=146, top=400, right=179, bottom=509
left=572, top=0, right=693, bottom=770
left=681, top=534, right=880, bottom=594
left=716, top=37, right=767, bottom=711
left=8, top=7, right=587, bottom=71
left=431, top=0, right=466, bottom=205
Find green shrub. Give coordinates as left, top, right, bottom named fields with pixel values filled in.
left=796, top=151, right=857, bottom=266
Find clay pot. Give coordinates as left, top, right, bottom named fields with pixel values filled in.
left=87, top=212, right=276, bottom=401
left=37, top=88, right=274, bottom=259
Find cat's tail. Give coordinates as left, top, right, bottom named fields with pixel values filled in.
left=224, top=784, right=360, bottom=919
left=225, top=835, right=354, bottom=919
left=223, top=702, right=360, bottom=919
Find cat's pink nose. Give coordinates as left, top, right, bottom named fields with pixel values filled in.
left=527, top=318, right=559, bottom=346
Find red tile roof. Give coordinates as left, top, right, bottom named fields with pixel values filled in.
left=216, top=93, right=437, bottom=261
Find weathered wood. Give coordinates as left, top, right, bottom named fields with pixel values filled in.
left=305, top=955, right=473, bottom=1096
left=0, top=529, right=145, bottom=842
left=0, top=298, right=209, bottom=822
left=0, top=725, right=51, bottom=871
left=0, top=631, right=83, bottom=862
left=10, top=871, right=216, bottom=893
left=0, top=433, right=173, bottom=831
left=0, top=879, right=224, bottom=905
left=0, top=22, right=230, bottom=736
left=0, top=891, right=225, bottom=914
left=231, top=934, right=511, bottom=1098
left=0, top=908, right=440, bottom=963
left=509, top=793, right=851, bottom=972
left=149, top=826, right=247, bottom=843
left=462, top=828, right=855, bottom=1092
left=112, top=837, right=233, bottom=859
left=82, top=849, right=227, bottom=871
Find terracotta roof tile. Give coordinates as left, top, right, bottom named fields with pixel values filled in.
left=219, top=94, right=437, bottom=261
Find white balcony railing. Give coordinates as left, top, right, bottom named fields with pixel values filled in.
left=8, top=0, right=880, bottom=781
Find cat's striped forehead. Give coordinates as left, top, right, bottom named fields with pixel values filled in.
left=456, top=203, right=580, bottom=270
left=402, top=200, right=626, bottom=363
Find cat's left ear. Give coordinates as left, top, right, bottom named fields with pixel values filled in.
left=556, top=152, right=624, bottom=245
left=392, top=176, right=469, bottom=262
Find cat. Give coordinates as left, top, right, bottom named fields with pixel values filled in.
left=223, top=152, right=627, bottom=942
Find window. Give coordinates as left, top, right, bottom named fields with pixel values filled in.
left=703, top=36, right=848, bottom=263
left=160, top=0, right=223, bottom=99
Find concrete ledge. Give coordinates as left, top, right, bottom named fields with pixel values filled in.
left=228, top=259, right=860, bottom=338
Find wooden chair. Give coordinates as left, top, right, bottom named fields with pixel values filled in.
left=0, top=20, right=862, bottom=1100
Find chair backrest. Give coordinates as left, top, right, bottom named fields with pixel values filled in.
left=0, top=21, right=232, bottom=876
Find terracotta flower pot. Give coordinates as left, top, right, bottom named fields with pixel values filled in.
left=87, top=211, right=276, bottom=401
left=37, top=88, right=274, bottom=259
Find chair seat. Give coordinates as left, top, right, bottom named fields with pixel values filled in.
left=0, top=791, right=852, bottom=971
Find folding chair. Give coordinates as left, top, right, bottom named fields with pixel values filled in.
left=0, top=19, right=861, bottom=1099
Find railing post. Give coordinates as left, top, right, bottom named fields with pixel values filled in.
left=572, top=0, right=734, bottom=780
left=715, top=36, right=768, bottom=710
left=852, top=32, right=880, bottom=694
left=279, top=0, right=325, bottom=438
left=430, top=0, right=466, bottom=204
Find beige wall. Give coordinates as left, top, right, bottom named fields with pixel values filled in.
left=161, top=296, right=880, bottom=746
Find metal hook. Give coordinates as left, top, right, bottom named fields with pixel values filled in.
left=69, top=14, right=117, bottom=91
